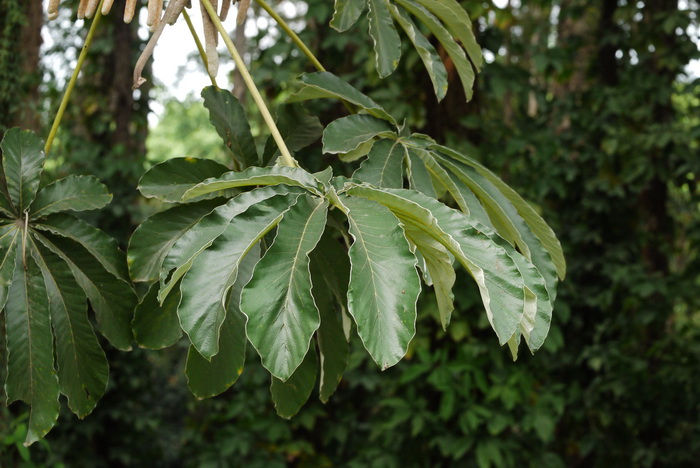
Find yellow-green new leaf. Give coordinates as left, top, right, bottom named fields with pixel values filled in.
left=242, top=195, right=329, bottom=381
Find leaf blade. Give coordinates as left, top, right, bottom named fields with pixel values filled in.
left=330, top=0, right=366, bottom=31
left=323, top=114, right=396, bottom=155
left=270, top=346, right=318, bottom=419
left=137, top=157, right=232, bottom=203
left=1, top=128, right=45, bottom=212
left=367, top=0, right=402, bottom=78
left=29, top=175, right=112, bottom=218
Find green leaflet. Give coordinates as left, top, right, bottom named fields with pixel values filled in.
left=413, top=147, right=471, bottom=213
left=34, top=232, right=136, bottom=351
left=353, top=139, right=405, bottom=188
left=181, top=166, right=324, bottom=201
left=331, top=0, right=366, bottom=31
left=387, top=2, right=448, bottom=100
left=1, top=128, right=44, bottom=212
left=4, top=249, right=60, bottom=445
left=30, top=241, right=108, bottom=419
left=367, top=0, right=402, bottom=78
left=137, top=157, right=233, bottom=203
left=127, top=199, right=223, bottom=283
left=29, top=175, right=111, bottom=219
left=242, top=195, right=329, bottom=381
left=433, top=144, right=566, bottom=280
left=0, top=224, right=20, bottom=309
left=35, top=213, right=131, bottom=283
left=339, top=195, right=420, bottom=370
left=404, top=227, right=455, bottom=329
left=323, top=114, right=396, bottom=155
left=406, top=147, right=437, bottom=197
left=202, top=86, right=259, bottom=168
left=395, top=0, right=475, bottom=101
left=158, top=188, right=296, bottom=303
left=270, top=346, right=318, bottom=419
left=179, top=194, right=300, bottom=360
left=132, top=282, right=183, bottom=350
left=288, top=72, right=397, bottom=125
left=311, top=252, right=349, bottom=403
left=413, top=0, right=483, bottom=70
left=262, top=104, right=324, bottom=165
left=344, top=185, right=526, bottom=344
left=185, top=245, right=258, bottom=398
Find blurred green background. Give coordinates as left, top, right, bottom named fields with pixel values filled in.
left=1, top=0, right=699, bottom=466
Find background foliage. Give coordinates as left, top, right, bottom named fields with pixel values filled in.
left=2, top=0, right=700, bottom=466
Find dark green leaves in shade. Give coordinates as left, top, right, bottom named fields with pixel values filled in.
left=132, top=282, right=183, bottom=350
left=0, top=129, right=131, bottom=444
left=201, top=86, right=259, bottom=168
left=262, top=104, right=324, bottom=165
left=270, top=347, right=318, bottom=419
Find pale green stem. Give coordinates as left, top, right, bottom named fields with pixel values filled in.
left=254, top=0, right=325, bottom=72
left=200, top=0, right=296, bottom=167
left=45, top=0, right=105, bottom=155
left=183, top=9, right=218, bottom=87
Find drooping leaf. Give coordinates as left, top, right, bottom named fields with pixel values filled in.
left=404, top=228, right=455, bottom=329
left=288, top=72, right=397, bottom=125
left=1, top=128, right=45, bottom=212
left=406, top=147, right=437, bottom=197
left=0, top=224, right=20, bottom=309
left=185, top=245, right=258, bottom=398
left=159, top=188, right=297, bottom=302
left=270, top=346, right=318, bottom=419
left=262, top=104, right=324, bottom=165
left=388, top=2, right=448, bottom=100
left=311, top=253, right=349, bottom=403
left=132, top=282, right=182, bottom=350
left=243, top=195, right=328, bottom=381
left=395, top=0, right=476, bottom=100
left=433, top=144, right=566, bottom=280
left=344, top=185, right=526, bottom=344
left=179, top=194, right=299, bottom=359
left=412, top=147, right=471, bottom=213
left=35, top=214, right=130, bottom=283
left=202, top=86, right=259, bottom=168
left=4, top=249, right=60, bottom=445
left=310, top=231, right=351, bottom=322
left=353, top=139, right=405, bottom=188
left=367, top=0, right=402, bottom=78
left=29, top=175, right=111, bottom=218
left=181, top=166, right=323, bottom=201
left=330, top=0, right=366, bottom=31
left=323, top=115, right=395, bottom=155
left=34, top=232, right=135, bottom=351
left=339, top=195, right=420, bottom=370
left=413, top=0, right=483, bottom=69
left=137, top=157, right=232, bottom=203
left=127, top=200, right=223, bottom=283
left=30, top=241, right=108, bottom=419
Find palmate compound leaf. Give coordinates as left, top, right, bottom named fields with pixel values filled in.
left=185, top=245, right=259, bottom=399
left=337, top=195, right=421, bottom=370
left=241, top=195, right=329, bottom=381
left=4, top=248, right=60, bottom=446
left=178, top=192, right=303, bottom=360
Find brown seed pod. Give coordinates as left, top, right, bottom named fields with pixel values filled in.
left=101, top=0, right=116, bottom=15
left=220, top=0, right=232, bottom=21
left=47, top=0, right=60, bottom=20
left=124, top=0, right=138, bottom=23
left=147, top=0, right=164, bottom=29
left=84, top=0, right=100, bottom=18
left=200, top=0, right=220, bottom=78
left=236, top=0, right=250, bottom=25
left=77, top=0, right=88, bottom=19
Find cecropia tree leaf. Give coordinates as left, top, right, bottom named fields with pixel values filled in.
left=202, top=86, right=259, bottom=168
left=339, top=195, right=420, bottom=370
left=270, top=346, right=318, bottom=419
left=4, top=249, right=60, bottom=445
left=30, top=241, right=108, bottom=419
left=137, top=157, right=232, bottom=203
left=330, top=0, right=366, bottom=32
left=1, top=128, right=44, bottom=212
left=367, top=0, right=402, bottom=78
left=179, top=194, right=301, bottom=359
left=242, top=195, right=328, bottom=381
left=29, top=175, right=111, bottom=218
left=323, top=114, right=396, bottom=155
left=185, top=245, right=258, bottom=398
